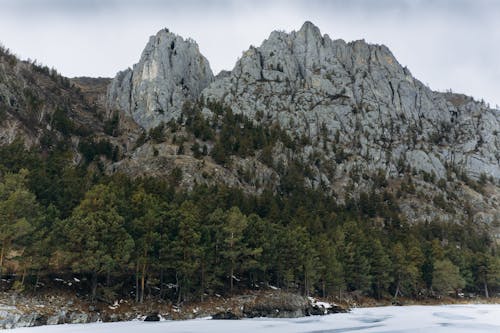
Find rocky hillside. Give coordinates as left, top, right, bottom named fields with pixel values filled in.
left=104, top=22, right=499, bottom=229
left=0, top=22, right=498, bottom=228
left=0, top=46, right=143, bottom=167
left=0, top=289, right=346, bottom=329
left=0, top=47, right=101, bottom=147
left=203, top=21, right=499, bottom=181
left=0, top=22, right=499, bottom=324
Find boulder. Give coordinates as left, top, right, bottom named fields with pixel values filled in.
left=144, top=313, right=160, bottom=321
left=47, top=310, right=66, bottom=325
left=212, top=311, right=241, bottom=320
left=68, top=312, right=89, bottom=324
left=243, top=292, right=310, bottom=318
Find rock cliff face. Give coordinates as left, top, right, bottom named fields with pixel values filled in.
left=107, top=29, right=214, bottom=129
left=2, top=23, right=497, bottom=227
left=105, top=22, right=498, bottom=227
left=202, top=21, right=499, bottom=181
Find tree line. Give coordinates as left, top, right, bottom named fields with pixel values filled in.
left=0, top=138, right=499, bottom=304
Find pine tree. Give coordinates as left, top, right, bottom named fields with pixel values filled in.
left=202, top=208, right=226, bottom=295
left=295, top=227, right=319, bottom=296
left=432, top=259, right=465, bottom=295
left=197, top=209, right=222, bottom=298
left=18, top=204, right=59, bottom=291
left=316, top=235, right=345, bottom=297
left=244, top=214, right=274, bottom=287
left=475, top=253, right=500, bottom=298
left=406, top=238, right=425, bottom=294
left=208, top=207, right=263, bottom=294
left=486, top=255, right=500, bottom=296
left=390, top=242, right=421, bottom=298
left=370, top=239, right=392, bottom=299
left=342, top=241, right=371, bottom=293
left=63, top=184, right=134, bottom=301
left=130, top=188, right=162, bottom=303
left=220, top=207, right=250, bottom=293
left=0, top=169, right=40, bottom=279
left=211, top=140, right=227, bottom=165
left=169, top=201, right=202, bottom=303
left=340, top=221, right=371, bottom=293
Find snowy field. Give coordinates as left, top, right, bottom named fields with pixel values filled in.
left=9, top=304, right=500, bottom=333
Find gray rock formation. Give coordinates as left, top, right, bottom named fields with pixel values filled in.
left=107, top=28, right=214, bottom=129
left=202, top=21, right=500, bottom=181
left=104, top=22, right=498, bottom=226
left=0, top=305, right=90, bottom=329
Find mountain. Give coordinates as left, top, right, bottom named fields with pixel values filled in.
left=203, top=21, right=499, bottom=181
left=1, top=22, right=498, bottom=227
left=103, top=22, right=499, bottom=227
left=0, top=47, right=102, bottom=147
left=1, top=21, right=500, bottom=318
left=0, top=45, right=144, bottom=165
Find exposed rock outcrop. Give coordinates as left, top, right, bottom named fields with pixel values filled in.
left=202, top=21, right=500, bottom=181
left=103, top=22, right=499, bottom=227
left=1, top=22, right=498, bottom=229
left=0, top=291, right=345, bottom=328
left=143, top=313, right=160, bottom=321
left=242, top=292, right=310, bottom=318
left=108, top=140, right=278, bottom=194
left=0, top=306, right=91, bottom=329
left=107, top=28, right=214, bottom=129
left=240, top=292, right=347, bottom=318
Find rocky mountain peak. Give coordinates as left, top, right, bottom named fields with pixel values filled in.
left=106, top=28, right=214, bottom=129
left=202, top=21, right=499, bottom=181
left=105, top=21, right=498, bottom=184
left=298, top=20, right=322, bottom=36
left=293, top=20, right=325, bottom=51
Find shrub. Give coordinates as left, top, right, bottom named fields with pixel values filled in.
left=149, top=122, right=166, bottom=143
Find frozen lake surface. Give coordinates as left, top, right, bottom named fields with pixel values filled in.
left=9, top=304, right=500, bottom=333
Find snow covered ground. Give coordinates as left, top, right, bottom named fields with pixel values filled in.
left=9, top=304, right=500, bottom=333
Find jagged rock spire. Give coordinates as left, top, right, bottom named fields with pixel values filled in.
left=107, top=28, right=214, bottom=129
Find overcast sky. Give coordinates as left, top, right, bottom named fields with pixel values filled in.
left=0, top=0, right=499, bottom=107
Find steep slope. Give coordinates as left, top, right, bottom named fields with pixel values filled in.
left=0, top=23, right=499, bottom=314
left=106, top=28, right=214, bottom=129
left=0, top=46, right=143, bottom=169
left=107, top=23, right=499, bottom=229
left=1, top=23, right=497, bottom=228
left=71, top=76, right=111, bottom=110
left=202, top=21, right=499, bottom=182
left=0, top=47, right=103, bottom=147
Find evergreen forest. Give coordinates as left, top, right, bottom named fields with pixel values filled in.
left=0, top=137, right=499, bottom=304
